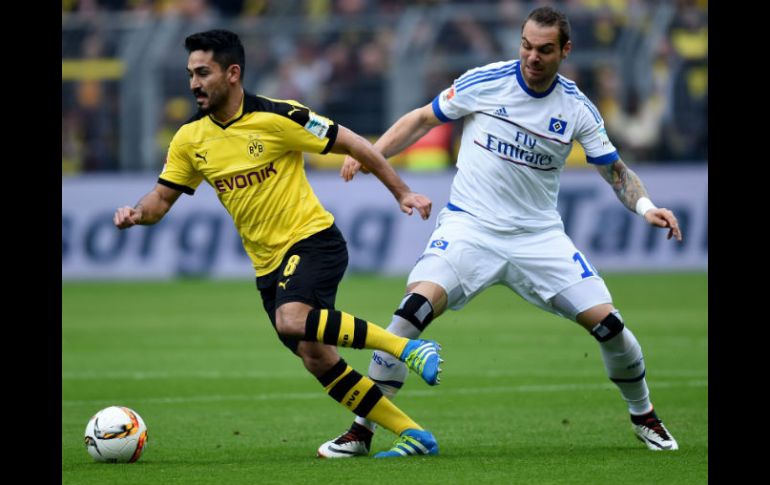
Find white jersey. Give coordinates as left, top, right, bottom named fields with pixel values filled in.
left=432, top=59, right=619, bottom=232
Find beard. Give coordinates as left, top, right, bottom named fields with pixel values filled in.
left=193, top=88, right=225, bottom=115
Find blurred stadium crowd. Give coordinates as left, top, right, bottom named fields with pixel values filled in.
left=62, top=0, right=707, bottom=174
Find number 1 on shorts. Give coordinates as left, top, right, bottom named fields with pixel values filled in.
left=572, top=251, right=597, bottom=278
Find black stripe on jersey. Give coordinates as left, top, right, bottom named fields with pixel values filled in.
left=158, top=177, right=195, bottom=195
left=182, top=93, right=306, bottom=130
left=209, top=111, right=247, bottom=129
left=244, top=92, right=338, bottom=150
left=328, top=370, right=362, bottom=402
left=244, top=93, right=311, bottom=126
left=184, top=105, right=245, bottom=130
left=321, top=124, right=339, bottom=154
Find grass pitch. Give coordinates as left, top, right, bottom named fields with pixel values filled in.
left=62, top=273, right=707, bottom=484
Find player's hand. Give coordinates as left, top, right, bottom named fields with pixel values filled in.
left=399, top=192, right=432, bottom=220
left=113, top=206, right=142, bottom=229
left=643, top=207, right=682, bottom=241
left=340, top=155, right=370, bottom=182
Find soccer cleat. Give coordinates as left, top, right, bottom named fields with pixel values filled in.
left=317, top=422, right=372, bottom=458
left=400, top=339, right=443, bottom=386
left=631, top=410, right=679, bottom=451
left=374, top=428, right=439, bottom=458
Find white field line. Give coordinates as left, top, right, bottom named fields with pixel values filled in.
left=61, top=379, right=707, bottom=408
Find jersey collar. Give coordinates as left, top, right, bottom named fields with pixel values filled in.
left=209, top=92, right=246, bottom=129
left=515, top=61, right=558, bottom=98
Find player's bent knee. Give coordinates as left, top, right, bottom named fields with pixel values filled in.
left=395, top=293, right=435, bottom=331
left=275, top=314, right=306, bottom=338
left=276, top=303, right=314, bottom=337
left=590, top=310, right=625, bottom=342
left=553, top=278, right=613, bottom=323
left=296, top=341, right=339, bottom=376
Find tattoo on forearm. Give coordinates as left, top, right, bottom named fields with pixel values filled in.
left=598, top=160, right=648, bottom=212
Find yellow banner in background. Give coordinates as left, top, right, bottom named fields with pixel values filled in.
left=62, top=59, right=126, bottom=81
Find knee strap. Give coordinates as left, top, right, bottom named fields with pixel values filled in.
left=394, top=293, right=434, bottom=331
left=590, top=310, right=625, bottom=342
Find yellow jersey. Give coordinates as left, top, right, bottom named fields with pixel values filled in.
left=159, top=93, right=337, bottom=276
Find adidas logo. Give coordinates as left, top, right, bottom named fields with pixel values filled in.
left=493, top=106, right=508, bottom=117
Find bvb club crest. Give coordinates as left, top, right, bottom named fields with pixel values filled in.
left=247, top=136, right=264, bottom=159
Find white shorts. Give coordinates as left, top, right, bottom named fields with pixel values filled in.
left=407, top=208, right=613, bottom=321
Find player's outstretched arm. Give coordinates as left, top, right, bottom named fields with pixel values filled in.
left=595, top=159, right=682, bottom=241
left=331, top=126, right=432, bottom=220
left=340, top=104, right=442, bottom=182
left=114, top=184, right=183, bottom=229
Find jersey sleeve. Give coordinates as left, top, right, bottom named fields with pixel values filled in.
left=158, top=130, right=204, bottom=195
left=431, top=68, right=491, bottom=122
left=273, top=100, right=339, bottom=155
left=574, top=100, right=619, bottom=165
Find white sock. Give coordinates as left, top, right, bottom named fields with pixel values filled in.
left=355, top=315, right=421, bottom=431
left=598, top=327, right=653, bottom=415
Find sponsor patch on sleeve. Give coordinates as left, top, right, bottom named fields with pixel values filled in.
left=443, top=86, right=456, bottom=102
left=304, top=114, right=330, bottom=139
left=598, top=127, right=611, bottom=147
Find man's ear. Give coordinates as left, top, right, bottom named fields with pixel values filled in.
left=227, top=64, right=241, bottom=83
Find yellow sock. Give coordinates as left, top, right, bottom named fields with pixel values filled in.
left=305, top=309, right=409, bottom=357
left=318, top=359, right=421, bottom=435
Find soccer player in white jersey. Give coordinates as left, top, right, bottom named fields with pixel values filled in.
left=317, top=6, right=682, bottom=458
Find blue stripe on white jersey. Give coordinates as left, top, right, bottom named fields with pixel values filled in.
left=586, top=151, right=619, bottom=165
left=456, top=62, right=518, bottom=92
left=558, top=76, right=577, bottom=88
left=581, top=100, right=602, bottom=124
left=431, top=95, right=452, bottom=123
left=455, top=61, right=517, bottom=87
left=557, top=78, right=600, bottom=114
left=557, top=79, right=602, bottom=123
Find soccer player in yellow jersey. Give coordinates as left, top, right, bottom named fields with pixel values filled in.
left=113, top=29, right=441, bottom=458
